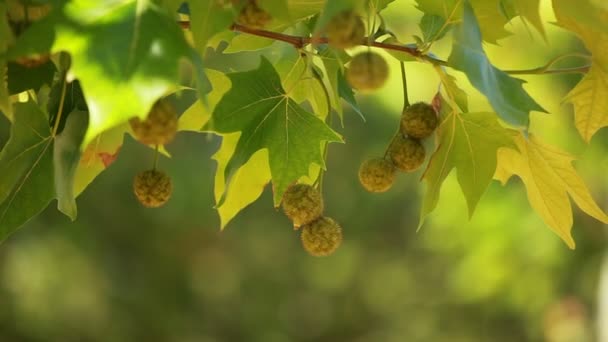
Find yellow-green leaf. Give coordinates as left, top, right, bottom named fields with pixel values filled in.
left=420, top=111, right=516, bottom=225
left=494, top=133, right=608, bottom=249
left=553, top=1, right=608, bottom=141
left=212, top=134, right=271, bottom=229
left=564, top=66, right=608, bottom=142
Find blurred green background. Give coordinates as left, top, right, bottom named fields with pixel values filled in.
left=1, top=1, right=608, bottom=341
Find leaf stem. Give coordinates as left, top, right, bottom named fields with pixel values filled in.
left=400, top=62, right=410, bottom=108
left=51, top=75, right=68, bottom=137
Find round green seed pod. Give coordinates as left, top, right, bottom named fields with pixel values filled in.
left=133, top=169, right=173, bottom=208
left=300, top=217, right=343, bottom=257
left=345, top=51, right=389, bottom=92
left=388, top=135, right=425, bottom=172
left=401, top=102, right=438, bottom=139
left=282, top=184, right=324, bottom=228
left=236, top=1, right=271, bottom=29
left=325, top=10, right=365, bottom=49
left=129, top=99, right=178, bottom=146
left=358, top=157, right=396, bottom=193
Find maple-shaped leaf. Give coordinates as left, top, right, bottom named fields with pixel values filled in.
left=0, top=101, right=54, bottom=242
left=420, top=110, right=515, bottom=225
left=186, top=0, right=234, bottom=55
left=204, top=57, right=342, bottom=206
left=501, top=0, right=545, bottom=38
left=494, top=133, right=608, bottom=249
left=448, top=0, right=545, bottom=127
left=415, top=0, right=514, bottom=44
left=6, top=0, right=209, bottom=145
left=553, top=1, right=608, bottom=142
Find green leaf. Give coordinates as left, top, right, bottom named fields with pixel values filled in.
left=259, top=0, right=291, bottom=22
left=436, top=67, right=468, bottom=112
left=276, top=53, right=329, bottom=119
left=420, top=14, right=450, bottom=43
left=179, top=69, right=231, bottom=132
left=448, top=0, right=544, bottom=128
left=54, top=109, right=88, bottom=220
left=187, top=0, right=234, bottom=56
left=501, top=0, right=545, bottom=38
left=204, top=57, right=342, bottom=206
left=415, top=0, right=513, bottom=44
left=420, top=110, right=516, bottom=226
left=370, top=0, right=395, bottom=12
left=494, top=133, right=608, bottom=249
left=0, top=101, right=54, bottom=242
left=7, top=0, right=209, bottom=145
left=7, top=60, right=56, bottom=95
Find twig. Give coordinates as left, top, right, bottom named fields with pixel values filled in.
left=178, top=21, right=591, bottom=75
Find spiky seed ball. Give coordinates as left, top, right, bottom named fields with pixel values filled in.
left=236, top=1, right=271, bottom=29
left=345, top=51, right=389, bottom=92
left=358, top=157, right=396, bottom=193
left=129, top=99, right=178, bottom=146
left=133, top=169, right=173, bottom=208
left=401, top=102, right=438, bottom=139
left=300, top=217, right=343, bottom=257
left=325, top=10, right=365, bottom=49
left=282, top=184, right=324, bottom=228
left=388, top=135, right=425, bottom=172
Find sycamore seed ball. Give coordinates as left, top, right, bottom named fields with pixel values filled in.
left=358, top=157, right=396, bottom=193
left=325, top=10, right=365, bottom=49
left=388, top=135, right=426, bottom=172
left=236, top=1, right=271, bottom=29
left=133, top=169, right=173, bottom=208
left=300, top=217, right=343, bottom=257
left=401, top=102, right=438, bottom=139
left=282, top=184, right=324, bottom=228
left=129, top=99, right=178, bottom=146
left=346, top=51, right=389, bottom=92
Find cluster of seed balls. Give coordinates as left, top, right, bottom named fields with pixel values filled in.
left=359, top=102, right=439, bottom=192
left=281, top=184, right=343, bottom=257
left=129, top=99, right=178, bottom=208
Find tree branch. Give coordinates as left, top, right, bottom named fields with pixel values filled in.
left=178, top=21, right=590, bottom=75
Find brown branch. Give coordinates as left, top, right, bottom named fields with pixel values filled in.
left=177, top=21, right=432, bottom=62
left=178, top=21, right=590, bottom=75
